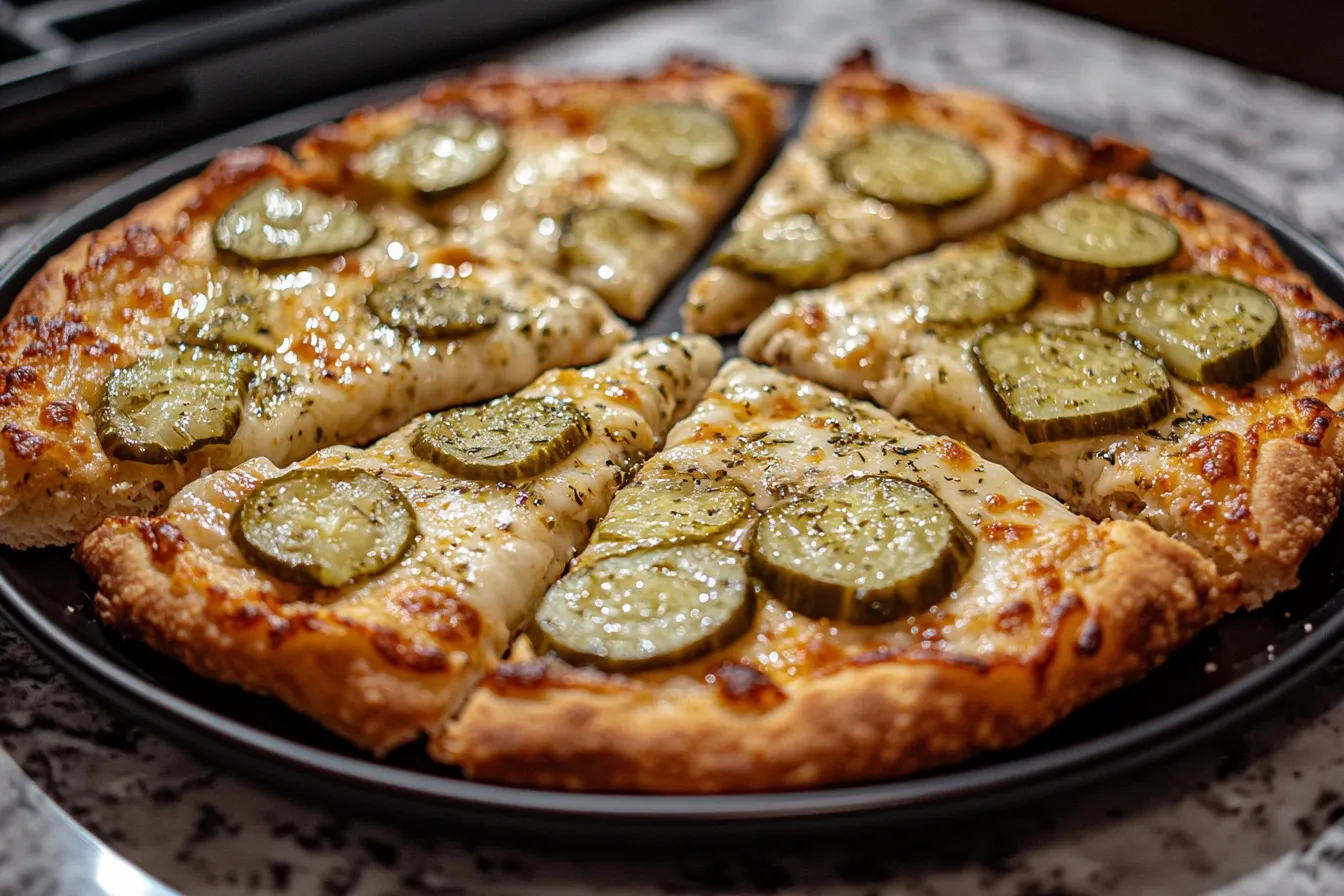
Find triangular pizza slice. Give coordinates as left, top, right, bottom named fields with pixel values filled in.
left=297, top=58, right=786, bottom=321
left=743, top=174, right=1344, bottom=605
left=78, top=335, right=720, bottom=753
left=442, top=359, right=1227, bottom=792
left=683, top=50, right=1147, bottom=335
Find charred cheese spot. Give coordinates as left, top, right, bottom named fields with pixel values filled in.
left=0, top=366, right=41, bottom=407
left=367, top=626, right=451, bottom=673
left=995, top=599, right=1034, bottom=633
left=1184, top=431, right=1240, bottom=484
left=1293, top=397, right=1335, bottom=448
left=393, top=587, right=482, bottom=646
left=1297, top=308, right=1344, bottom=341
left=935, top=438, right=974, bottom=471
left=980, top=520, right=1034, bottom=544
left=711, top=661, right=787, bottom=711
left=1074, top=618, right=1103, bottom=656
left=39, top=401, right=77, bottom=429
left=133, top=518, right=187, bottom=563
left=1, top=424, right=48, bottom=460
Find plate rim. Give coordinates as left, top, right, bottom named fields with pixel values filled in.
left=3, top=74, right=1344, bottom=833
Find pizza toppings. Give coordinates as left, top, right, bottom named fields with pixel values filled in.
left=898, top=248, right=1038, bottom=325
left=974, top=324, right=1175, bottom=443
left=713, top=214, right=844, bottom=289
left=1006, top=195, right=1180, bottom=288
left=231, top=468, right=417, bottom=587
left=750, top=475, right=972, bottom=624
left=179, top=292, right=278, bottom=354
left=366, top=275, right=501, bottom=339
left=529, top=543, right=754, bottom=672
left=97, top=348, right=252, bottom=464
left=830, top=124, right=991, bottom=208
left=353, top=117, right=508, bottom=194
left=214, top=180, right=376, bottom=262
left=411, top=396, right=591, bottom=481
left=1097, top=273, right=1287, bottom=386
left=559, top=205, right=667, bottom=314
left=603, top=101, right=741, bottom=172
left=591, top=477, right=751, bottom=547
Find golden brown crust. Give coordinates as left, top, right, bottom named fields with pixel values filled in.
left=444, top=520, right=1228, bottom=792
left=79, top=519, right=476, bottom=752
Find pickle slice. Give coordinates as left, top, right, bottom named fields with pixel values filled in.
left=713, top=214, right=844, bottom=289
left=974, top=324, right=1175, bottom=443
left=180, top=292, right=277, bottom=354
left=529, top=544, right=753, bottom=672
left=214, top=180, right=375, bottom=262
left=354, top=117, right=507, bottom=194
left=1097, top=273, right=1287, bottom=386
left=366, top=275, right=500, bottom=339
left=831, top=125, right=991, bottom=208
left=592, top=477, right=751, bottom=546
left=231, top=468, right=417, bottom=588
left=412, top=396, right=591, bottom=481
left=900, top=248, right=1038, bottom=325
left=604, top=101, right=740, bottom=172
left=559, top=205, right=663, bottom=270
left=97, top=348, right=251, bottom=464
left=1007, top=195, right=1180, bottom=288
left=751, top=476, right=972, bottom=624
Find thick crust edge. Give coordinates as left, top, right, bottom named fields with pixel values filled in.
left=442, top=520, right=1231, bottom=793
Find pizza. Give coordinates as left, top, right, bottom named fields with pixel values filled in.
left=742, top=174, right=1344, bottom=606
left=78, top=334, right=720, bottom=753
left=442, top=359, right=1229, bottom=791
left=0, top=145, right=630, bottom=548
left=297, top=57, right=785, bottom=320
left=681, top=50, right=1148, bottom=336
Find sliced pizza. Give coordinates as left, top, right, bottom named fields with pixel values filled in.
left=296, top=57, right=786, bottom=321
left=743, top=174, right=1344, bottom=605
left=442, top=359, right=1229, bottom=792
left=681, top=50, right=1148, bottom=336
left=0, top=144, right=630, bottom=548
left=77, top=334, right=721, bottom=754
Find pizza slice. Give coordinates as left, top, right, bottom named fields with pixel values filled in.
left=77, top=334, right=720, bottom=754
left=0, top=144, right=630, bottom=548
left=742, top=174, right=1344, bottom=605
left=442, top=360, right=1228, bottom=792
left=681, top=50, right=1148, bottom=336
left=296, top=57, right=785, bottom=321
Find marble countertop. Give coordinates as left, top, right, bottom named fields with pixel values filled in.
left=4, top=0, right=1344, bottom=893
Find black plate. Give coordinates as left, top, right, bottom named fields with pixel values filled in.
left=3, top=76, right=1344, bottom=840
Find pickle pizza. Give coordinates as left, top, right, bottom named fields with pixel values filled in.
left=744, top=174, right=1344, bottom=606
left=447, top=360, right=1227, bottom=792
left=684, top=50, right=1147, bottom=336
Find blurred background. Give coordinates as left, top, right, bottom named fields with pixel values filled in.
left=0, top=0, right=1339, bottom=196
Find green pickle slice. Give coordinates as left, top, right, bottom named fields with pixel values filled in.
left=899, top=248, right=1038, bottom=325
left=1097, top=273, right=1287, bottom=386
left=97, top=347, right=251, bottom=464
left=604, top=101, right=740, bottom=172
left=412, top=395, right=591, bottom=480
left=179, top=292, right=277, bottom=354
left=1007, top=195, right=1180, bottom=288
left=713, top=214, right=844, bottom=289
left=231, top=468, right=417, bottom=588
left=354, top=117, right=508, bottom=194
left=529, top=543, right=754, bottom=672
left=366, top=275, right=501, bottom=339
left=831, top=124, right=991, bottom=208
left=751, top=476, right=972, bottom=624
left=214, top=180, right=375, bottom=262
left=560, top=205, right=663, bottom=269
left=974, top=324, right=1175, bottom=443
left=592, top=477, right=751, bottom=546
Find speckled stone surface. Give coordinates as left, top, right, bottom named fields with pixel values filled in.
left=3, top=0, right=1344, bottom=893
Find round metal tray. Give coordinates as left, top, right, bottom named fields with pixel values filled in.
left=2, top=77, right=1343, bottom=840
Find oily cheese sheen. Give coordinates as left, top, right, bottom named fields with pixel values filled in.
left=743, top=174, right=1344, bottom=606
left=445, top=361, right=1229, bottom=792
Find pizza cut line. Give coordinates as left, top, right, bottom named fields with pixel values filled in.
left=682, top=49, right=1149, bottom=336
left=742, top=173, right=1344, bottom=606
left=78, top=334, right=721, bottom=753
left=442, top=360, right=1230, bottom=792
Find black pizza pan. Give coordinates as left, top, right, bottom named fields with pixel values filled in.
left=2, top=77, right=1343, bottom=841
